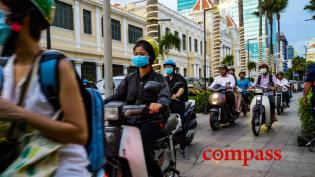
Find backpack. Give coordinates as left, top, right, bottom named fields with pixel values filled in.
left=0, top=50, right=105, bottom=173
left=257, top=74, right=274, bottom=87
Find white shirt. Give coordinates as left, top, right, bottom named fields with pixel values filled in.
left=277, top=78, right=289, bottom=87
left=210, top=74, right=235, bottom=91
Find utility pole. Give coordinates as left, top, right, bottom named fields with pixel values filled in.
left=103, top=0, right=113, bottom=98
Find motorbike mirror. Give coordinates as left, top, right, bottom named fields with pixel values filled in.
left=143, top=81, right=161, bottom=93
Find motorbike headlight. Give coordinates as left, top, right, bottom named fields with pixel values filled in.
left=105, top=107, right=119, bottom=120
left=211, top=93, right=219, bottom=105
left=255, top=88, right=263, bottom=94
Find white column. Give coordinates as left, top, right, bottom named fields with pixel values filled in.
left=96, top=7, right=101, bottom=52
left=96, top=63, right=102, bottom=81
left=123, top=17, right=128, bottom=55
left=75, top=61, right=83, bottom=77
left=123, top=64, right=128, bottom=75
left=180, top=65, right=184, bottom=75
left=74, top=0, right=80, bottom=48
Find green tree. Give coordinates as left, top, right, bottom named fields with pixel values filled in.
left=273, top=0, right=288, bottom=69
left=292, top=56, right=306, bottom=80
left=247, top=61, right=257, bottom=78
left=222, top=55, right=234, bottom=66
left=158, top=32, right=181, bottom=59
left=304, top=0, right=315, bottom=20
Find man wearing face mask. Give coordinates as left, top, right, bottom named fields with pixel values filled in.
left=105, top=37, right=170, bottom=177
left=163, top=59, right=188, bottom=119
left=250, top=63, right=278, bottom=121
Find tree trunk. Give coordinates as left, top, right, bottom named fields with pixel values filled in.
left=269, top=14, right=274, bottom=72
left=146, top=0, right=159, bottom=40
left=277, top=13, right=281, bottom=72
left=258, top=0, right=263, bottom=65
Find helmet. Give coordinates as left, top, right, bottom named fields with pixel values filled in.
left=31, top=0, right=56, bottom=24
left=3, top=0, right=55, bottom=25
left=163, top=59, right=176, bottom=67
left=137, top=37, right=159, bottom=59
left=228, top=66, right=235, bottom=71
left=259, top=63, right=269, bottom=69
left=218, top=64, right=228, bottom=70
left=277, top=71, right=284, bottom=75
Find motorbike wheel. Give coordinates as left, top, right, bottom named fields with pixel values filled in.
left=209, top=112, right=220, bottom=131
left=251, top=112, right=261, bottom=136
left=276, top=99, right=281, bottom=116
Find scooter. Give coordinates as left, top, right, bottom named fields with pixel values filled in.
left=275, top=86, right=289, bottom=115
left=208, top=84, right=239, bottom=131
left=172, top=99, right=197, bottom=149
left=250, top=87, right=272, bottom=136
left=238, top=87, right=250, bottom=116
left=105, top=81, right=181, bottom=177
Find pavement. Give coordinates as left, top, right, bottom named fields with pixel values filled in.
left=176, top=93, right=315, bottom=177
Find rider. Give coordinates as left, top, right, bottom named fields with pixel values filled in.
left=210, top=64, right=236, bottom=114
left=237, top=71, right=251, bottom=109
left=276, top=71, right=290, bottom=107
left=250, top=63, right=278, bottom=121
left=105, top=37, right=170, bottom=177
left=303, top=64, right=315, bottom=131
left=228, top=66, right=241, bottom=114
left=163, top=59, right=188, bottom=119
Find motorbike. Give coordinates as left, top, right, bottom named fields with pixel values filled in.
left=293, top=82, right=298, bottom=93
left=171, top=99, right=197, bottom=150
left=250, top=87, right=272, bottom=136
left=238, top=87, right=250, bottom=116
left=275, top=86, right=289, bottom=115
left=104, top=81, right=181, bottom=177
left=208, top=84, right=239, bottom=131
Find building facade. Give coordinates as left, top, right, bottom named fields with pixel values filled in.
left=41, top=0, right=147, bottom=86
left=287, top=45, right=294, bottom=60
left=190, top=0, right=240, bottom=76
left=306, top=38, right=315, bottom=62
left=279, top=33, right=288, bottom=71
left=127, top=2, right=208, bottom=79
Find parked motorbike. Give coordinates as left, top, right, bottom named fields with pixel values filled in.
left=208, top=84, right=239, bottom=131
left=238, top=87, right=250, bottom=116
left=250, top=87, right=273, bottom=136
left=293, top=82, right=298, bottom=93
left=275, top=86, right=289, bottom=115
left=104, top=81, right=181, bottom=177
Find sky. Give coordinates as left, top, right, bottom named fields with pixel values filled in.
left=112, top=0, right=315, bottom=55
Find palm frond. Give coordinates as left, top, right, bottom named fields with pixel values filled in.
left=159, top=32, right=181, bottom=57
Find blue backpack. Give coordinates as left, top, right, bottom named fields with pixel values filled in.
left=0, top=50, right=105, bottom=173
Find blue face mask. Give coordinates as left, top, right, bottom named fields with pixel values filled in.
left=0, top=10, right=11, bottom=45
left=164, top=68, right=173, bottom=75
left=131, top=55, right=149, bottom=67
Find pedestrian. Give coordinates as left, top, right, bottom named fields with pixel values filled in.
left=0, top=0, right=90, bottom=176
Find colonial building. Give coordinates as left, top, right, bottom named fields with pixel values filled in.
left=41, top=0, right=145, bottom=83
left=126, top=1, right=208, bottom=78
left=190, top=0, right=240, bottom=76
left=306, top=38, right=315, bottom=62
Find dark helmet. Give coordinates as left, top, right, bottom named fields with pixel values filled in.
left=163, top=59, right=176, bottom=67
left=259, top=63, right=269, bottom=69
left=228, top=66, right=235, bottom=71
left=277, top=71, right=284, bottom=76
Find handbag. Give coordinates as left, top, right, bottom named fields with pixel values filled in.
left=0, top=52, right=63, bottom=177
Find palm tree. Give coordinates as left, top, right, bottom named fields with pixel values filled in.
left=304, top=0, right=315, bottom=20
left=158, top=32, right=181, bottom=58
left=222, top=55, right=234, bottom=66
left=247, top=61, right=257, bottom=78
left=258, top=0, right=263, bottom=65
left=238, top=0, right=246, bottom=71
left=146, top=0, right=158, bottom=39
left=273, top=0, right=288, bottom=71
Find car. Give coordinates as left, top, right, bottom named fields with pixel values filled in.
left=96, top=75, right=126, bottom=100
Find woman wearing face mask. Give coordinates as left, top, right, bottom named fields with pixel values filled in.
left=105, top=37, right=170, bottom=177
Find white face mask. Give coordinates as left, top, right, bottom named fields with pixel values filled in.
left=260, top=68, right=267, bottom=75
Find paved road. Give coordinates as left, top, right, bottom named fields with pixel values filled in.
left=177, top=93, right=315, bottom=177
